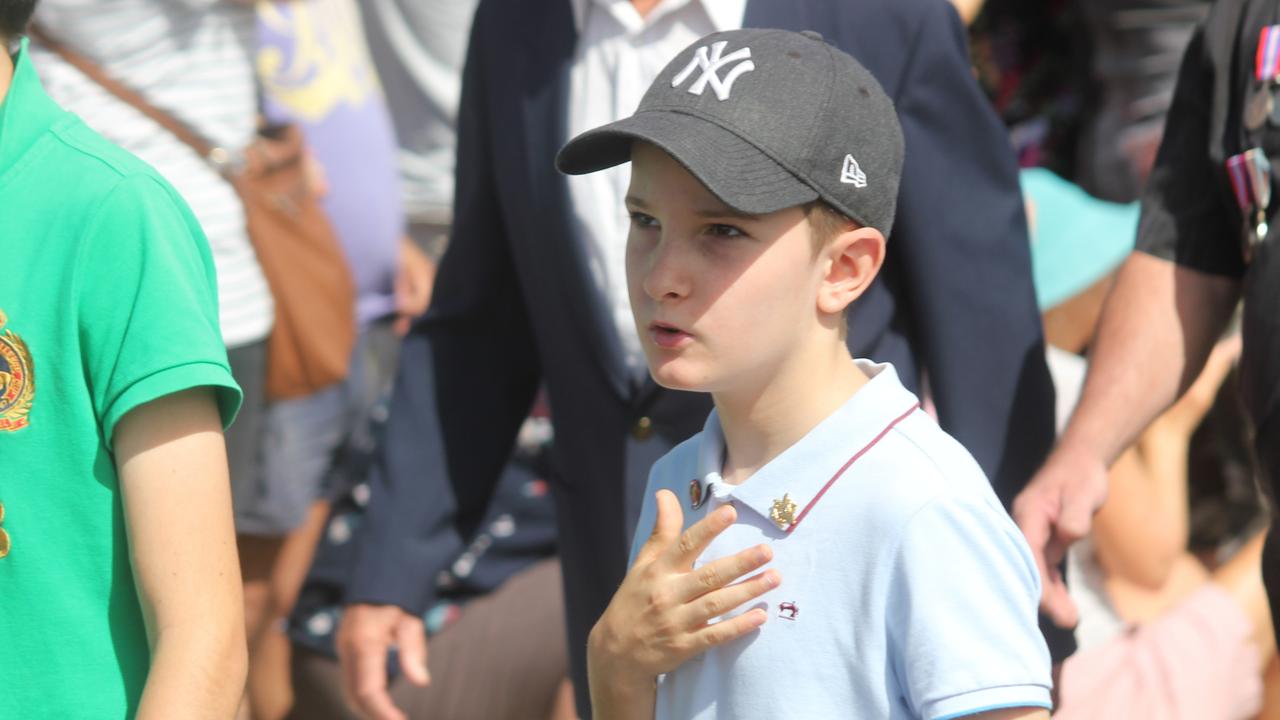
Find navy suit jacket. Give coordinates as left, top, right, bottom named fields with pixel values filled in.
left=348, top=0, right=1057, bottom=711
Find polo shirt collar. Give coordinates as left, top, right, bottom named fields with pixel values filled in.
left=569, top=0, right=746, bottom=35
left=0, top=39, right=65, bottom=183
left=691, top=360, right=922, bottom=533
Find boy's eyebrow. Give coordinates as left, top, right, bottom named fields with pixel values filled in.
left=692, top=205, right=761, bottom=222
left=624, top=195, right=761, bottom=221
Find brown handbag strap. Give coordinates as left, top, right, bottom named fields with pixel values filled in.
left=26, top=23, right=219, bottom=161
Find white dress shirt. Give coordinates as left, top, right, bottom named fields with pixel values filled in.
left=566, top=0, right=746, bottom=371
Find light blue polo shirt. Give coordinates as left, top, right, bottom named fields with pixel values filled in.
left=630, top=360, right=1052, bottom=719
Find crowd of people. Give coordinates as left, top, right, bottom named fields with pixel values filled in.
left=4, top=0, right=1280, bottom=718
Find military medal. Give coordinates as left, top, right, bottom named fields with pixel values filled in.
left=1227, top=148, right=1272, bottom=261
left=1247, top=88, right=1273, bottom=130
left=769, top=493, right=798, bottom=530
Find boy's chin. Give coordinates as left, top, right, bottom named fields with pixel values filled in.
left=646, top=361, right=710, bottom=393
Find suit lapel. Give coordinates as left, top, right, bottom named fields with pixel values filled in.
left=516, top=1, right=634, bottom=400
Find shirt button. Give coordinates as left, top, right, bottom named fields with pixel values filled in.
left=631, top=416, right=654, bottom=441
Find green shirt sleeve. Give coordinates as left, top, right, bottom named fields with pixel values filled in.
left=74, top=173, right=243, bottom=449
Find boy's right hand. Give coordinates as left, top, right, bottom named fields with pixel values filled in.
left=588, top=490, right=779, bottom=700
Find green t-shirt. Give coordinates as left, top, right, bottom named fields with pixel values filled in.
left=0, top=40, right=242, bottom=718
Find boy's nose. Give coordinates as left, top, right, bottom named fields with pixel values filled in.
left=642, top=238, right=691, bottom=302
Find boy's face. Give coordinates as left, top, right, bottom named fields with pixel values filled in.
left=624, top=143, right=836, bottom=394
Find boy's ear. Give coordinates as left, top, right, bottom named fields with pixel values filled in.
left=817, top=226, right=885, bottom=316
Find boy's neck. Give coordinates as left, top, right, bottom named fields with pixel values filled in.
left=713, top=340, right=869, bottom=486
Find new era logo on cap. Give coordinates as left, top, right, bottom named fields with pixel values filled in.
left=671, top=40, right=756, bottom=101
left=840, top=155, right=867, bottom=188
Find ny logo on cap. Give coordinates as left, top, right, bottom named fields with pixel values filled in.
left=671, top=41, right=755, bottom=101
left=840, top=155, right=867, bottom=188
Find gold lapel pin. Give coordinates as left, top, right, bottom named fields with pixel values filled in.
left=770, top=493, right=797, bottom=530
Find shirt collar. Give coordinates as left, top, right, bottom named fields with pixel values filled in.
left=691, top=360, right=923, bottom=534
left=569, top=0, right=746, bottom=35
left=0, top=38, right=66, bottom=185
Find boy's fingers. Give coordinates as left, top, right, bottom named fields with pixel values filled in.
left=685, top=570, right=780, bottom=626
left=676, top=544, right=773, bottom=601
left=666, top=503, right=736, bottom=569
left=635, top=490, right=684, bottom=566
left=691, top=607, right=767, bottom=650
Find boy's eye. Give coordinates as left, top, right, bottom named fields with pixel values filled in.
left=706, top=223, right=746, bottom=238
left=629, top=211, right=659, bottom=229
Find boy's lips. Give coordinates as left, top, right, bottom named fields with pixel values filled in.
left=648, top=321, right=693, bottom=349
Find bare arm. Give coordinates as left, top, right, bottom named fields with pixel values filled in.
left=114, top=388, right=248, bottom=719
left=1014, top=250, right=1239, bottom=626
left=1057, top=251, right=1238, bottom=470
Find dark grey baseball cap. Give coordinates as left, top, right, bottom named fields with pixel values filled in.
left=556, top=28, right=904, bottom=235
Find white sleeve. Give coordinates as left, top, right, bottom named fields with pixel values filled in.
left=886, top=492, right=1053, bottom=720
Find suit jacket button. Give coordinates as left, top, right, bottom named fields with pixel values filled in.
left=632, top=416, right=653, bottom=440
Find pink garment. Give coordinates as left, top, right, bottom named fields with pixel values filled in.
left=1056, top=583, right=1261, bottom=720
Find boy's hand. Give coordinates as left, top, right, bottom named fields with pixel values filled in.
left=588, top=490, right=778, bottom=708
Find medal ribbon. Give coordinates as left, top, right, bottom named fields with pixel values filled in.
left=1228, top=152, right=1256, bottom=210
left=1228, top=148, right=1272, bottom=212
left=1257, top=25, right=1280, bottom=82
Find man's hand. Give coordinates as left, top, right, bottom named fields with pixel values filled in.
left=587, top=491, right=778, bottom=718
left=336, top=604, right=430, bottom=720
left=394, top=237, right=435, bottom=336
left=1012, top=447, right=1109, bottom=629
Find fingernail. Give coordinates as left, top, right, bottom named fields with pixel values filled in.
left=756, top=545, right=772, bottom=562
left=752, top=609, right=768, bottom=625
left=764, top=570, right=779, bottom=588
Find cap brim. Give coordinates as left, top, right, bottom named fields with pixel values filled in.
left=556, top=110, right=818, bottom=215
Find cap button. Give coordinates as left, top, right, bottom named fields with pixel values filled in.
left=799, top=30, right=824, bottom=42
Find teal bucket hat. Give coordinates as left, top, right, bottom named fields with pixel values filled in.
left=1021, top=167, right=1140, bottom=310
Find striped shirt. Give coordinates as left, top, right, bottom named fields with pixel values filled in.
left=30, top=0, right=273, bottom=348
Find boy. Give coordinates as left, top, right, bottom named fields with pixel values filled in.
left=0, top=5, right=247, bottom=717
left=557, top=29, right=1052, bottom=719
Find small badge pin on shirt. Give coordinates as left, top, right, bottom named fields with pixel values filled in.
left=689, top=479, right=707, bottom=510
left=770, top=493, right=798, bottom=530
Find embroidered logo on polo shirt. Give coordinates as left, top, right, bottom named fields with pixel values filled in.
left=671, top=41, right=756, bottom=101
left=0, top=309, right=35, bottom=433
left=778, top=601, right=799, bottom=620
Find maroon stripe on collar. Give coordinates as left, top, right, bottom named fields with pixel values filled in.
left=785, top=403, right=921, bottom=534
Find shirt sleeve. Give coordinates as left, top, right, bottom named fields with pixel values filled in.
left=75, top=174, right=242, bottom=449
left=1135, top=23, right=1245, bottom=278
left=887, top=491, right=1052, bottom=720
